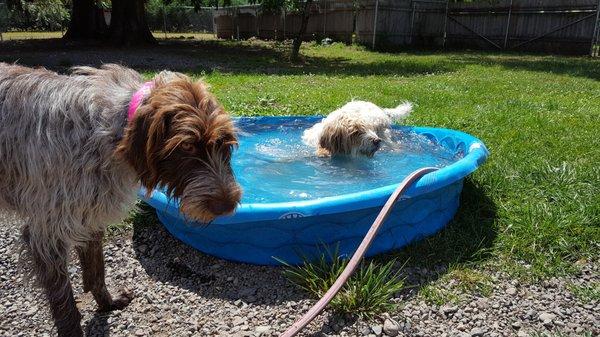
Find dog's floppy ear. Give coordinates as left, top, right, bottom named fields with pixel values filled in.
left=143, top=108, right=177, bottom=190
left=116, top=104, right=174, bottom=193
left=319, top=122, right=350, bottom=155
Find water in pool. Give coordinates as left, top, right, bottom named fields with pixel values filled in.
left=233, top=119, right=462, bottom=203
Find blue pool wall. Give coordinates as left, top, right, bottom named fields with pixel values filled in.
left=154, top=180, right=463, bottom=265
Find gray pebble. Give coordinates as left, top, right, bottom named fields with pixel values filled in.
left=469, top=327, right=484, bottom=337
left=371, top=324, right=383, bottom=336
left=383, top=318, right=399, bottom=336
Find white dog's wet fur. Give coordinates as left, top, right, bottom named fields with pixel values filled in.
left=302, top=101, right=413, bottom=157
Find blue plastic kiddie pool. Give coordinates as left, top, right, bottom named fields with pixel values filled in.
left=141, top=116, right=488, bottom=265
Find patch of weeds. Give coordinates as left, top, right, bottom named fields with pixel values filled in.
left=567, top=282, right=600, bottom=304
left=278, top=250, right=405, bottom=319
left=418, top=284, right=460, bottom=306
left=447, top=268, right=494, bottom=296
left=418, top=267, right=493, bottom=305
left=106, top=200, right=158, bottom=236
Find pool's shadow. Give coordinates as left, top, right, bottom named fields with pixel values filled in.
left=387, top=178, right=497, bottom=268
left=380, top=178, right=498, bottom=301
left=132, top=177, right=496, bottom=332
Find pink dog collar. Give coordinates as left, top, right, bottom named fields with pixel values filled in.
left=127, top=81, right=154, bottom=121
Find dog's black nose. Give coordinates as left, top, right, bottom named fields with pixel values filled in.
left=373, top=138, right=382, bottom=147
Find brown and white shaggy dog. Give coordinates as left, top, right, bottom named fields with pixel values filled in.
left=302, top=101, right=412, bottom=157
left=0, top=63, right=242, bottom=336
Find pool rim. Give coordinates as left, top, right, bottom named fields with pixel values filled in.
left=140, top=116, right=489, bottom=225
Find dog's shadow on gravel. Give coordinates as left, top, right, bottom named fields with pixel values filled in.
left=130, top=203, right=308, bottom=306
left=85, top=313, right=109, bottom=337
left=131, top=178, right=496, bottom=309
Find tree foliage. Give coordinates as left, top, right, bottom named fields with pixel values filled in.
left=246, top=0, right=312, bottom=59
left=249, top=0, right=304, bottom=13
left=149, top=0, right=248, bottom=11
left=6, top=0, right=70, bottom=30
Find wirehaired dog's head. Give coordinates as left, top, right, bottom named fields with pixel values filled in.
left=303, top=101, right=412, bottom=158
left=117, top=72, right=242, bottom=222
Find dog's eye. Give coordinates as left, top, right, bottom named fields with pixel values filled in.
left=180, top=142, right=196, bottom=153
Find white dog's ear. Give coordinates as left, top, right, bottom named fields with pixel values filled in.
left=383, top=102, right=413, bottom=122
left=318, top=122, right=347, bottom=156
left=318, top=122, right=364, bottom=156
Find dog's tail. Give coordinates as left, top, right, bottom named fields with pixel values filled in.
left=383, top=102, right=412, bottom=122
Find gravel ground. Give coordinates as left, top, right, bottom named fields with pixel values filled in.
left=0, top=210, right=597, bottom=337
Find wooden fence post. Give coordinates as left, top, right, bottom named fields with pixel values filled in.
left=236, top=7, right=240, bottom=40
left=372, top=0, right=379, bottom=49
left=442, top=0, right=449, bottom=48
left=410, top=1, right=416, bottom=45
left=162, top=5, right=168, bottom=39
left=255, top=6, right=260, bottom=38
left=503, top=0, right=513, bottom=49
left=591, top=0, right=600, bottom=56
left=323, top=0, right=327, bottom=36
left=213, top=10, right=217, bottom=39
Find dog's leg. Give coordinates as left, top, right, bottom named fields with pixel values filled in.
left=25, top=231, right=83, bottom=337
left=316, top=146, right=332, bottom=157
left=76, top=232, right=133, bottom=312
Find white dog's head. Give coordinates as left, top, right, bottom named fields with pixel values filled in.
left=309, top=101, right=412, bottom=157
left=318, top=120, right=382, bottom=157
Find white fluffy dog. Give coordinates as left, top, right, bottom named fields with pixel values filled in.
left=302, top=101, right=413, bottom=157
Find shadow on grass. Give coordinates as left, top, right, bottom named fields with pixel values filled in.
left=0, top=38, right=459, bottom=77
left=373, top=178, right=498, bottom=314
left=448, top=53, right=600, bottom=81
left=388, top=178, right=497, bottom=269
left=2, top=38, right=596, bottom=81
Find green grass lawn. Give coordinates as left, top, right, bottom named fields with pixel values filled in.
left=139, top=41, right=599, bottom=303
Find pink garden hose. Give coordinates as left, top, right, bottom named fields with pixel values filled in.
left=280, top=166, right=439, bottom=337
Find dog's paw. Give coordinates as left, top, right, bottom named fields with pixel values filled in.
left=98, top=288, right=134, bottom=312
left=316, top=147, right=331, bottom=157
left=111, top=288, right=134, bottom=310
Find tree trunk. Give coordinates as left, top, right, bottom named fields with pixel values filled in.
left=109, top=0, right=156, bottom=45
left=64, top=0, right=108, bottom=40
left=291, top=0, right=313, bottom=60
